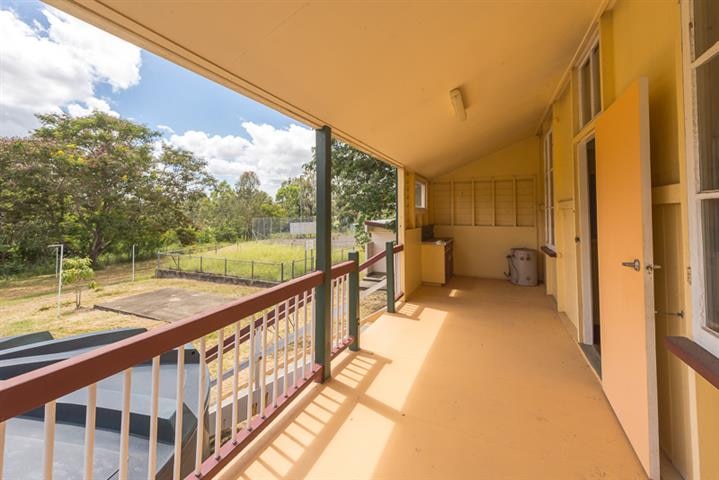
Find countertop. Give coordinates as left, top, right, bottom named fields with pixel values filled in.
left=422, top=237, right=454, bottom=246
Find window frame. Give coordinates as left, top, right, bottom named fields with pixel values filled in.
left=682, top=0, right=719, bottom=356
left=577, top=36, right=602, bottom=128
left=414, top=179, right=427, bottom=210
left=543, top=130, right=555, bottom=249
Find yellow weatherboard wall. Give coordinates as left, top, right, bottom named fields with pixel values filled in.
left=402, top=169, right=424, bottom=299
left=431, top=136, right=540, bottom=279
left=551, top=86, right=580, bottom=332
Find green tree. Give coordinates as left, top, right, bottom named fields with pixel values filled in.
left=275, top=175, right=315, bottom=218
left=304, top=139, right=396, bottom=243
left=61, top=257, right=94, bottom=308
left=1, top=112, right=213, bottom=269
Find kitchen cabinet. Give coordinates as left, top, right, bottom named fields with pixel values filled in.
left=420, top=238, right=453, bottom=285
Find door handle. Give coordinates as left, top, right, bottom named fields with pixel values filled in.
left=622, top=259, right=641, bottom=271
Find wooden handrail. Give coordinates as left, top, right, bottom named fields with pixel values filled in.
left=357, top=243, right=403, bottom=271
left=0, top=243, right=405, bottom=423
left=358, top=250, right=386, bottom=271
left=331, top=260, right=355, bottom=279
left=0, top=271, right=323, bottom=423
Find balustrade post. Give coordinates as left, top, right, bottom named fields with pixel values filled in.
left=314, top=125, right=332, bottom=381
left=386, top=241, right=396, bottom=313
left=348, top=251, right=360, bottom=351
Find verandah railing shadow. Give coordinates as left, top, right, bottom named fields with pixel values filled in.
left=0, top=243, right=403, bottom=480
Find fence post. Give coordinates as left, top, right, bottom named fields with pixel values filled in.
left=178, top=255, right=181, bottom=272
left=199, top=255, right=203, bottom=273
left=348, top=251, right=360, bottom=351
left=304, top=249, right=308, bottom=274
left=291, top=260, right=295, bottom=279
left=385, top=241, right=396, bottom=313
left=156, top=252, right=160, bottom=271
left=224, top=258, right=228, bottom=276
left=280, top=262, right=284, bottom=282
left=251, top=261, right=254, bottom=283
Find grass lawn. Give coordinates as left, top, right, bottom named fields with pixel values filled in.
left=0, top=276, right=259, bottom=339
left=158, top=240, right=366, bottom=282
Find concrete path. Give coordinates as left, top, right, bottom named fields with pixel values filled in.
left=95, top=287, right=232, bottom=322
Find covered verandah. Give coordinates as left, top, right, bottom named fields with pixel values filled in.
left=216, top=277, right=646, bottom=479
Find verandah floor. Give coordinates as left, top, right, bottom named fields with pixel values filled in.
left=218, top=277, right=646, bottom=479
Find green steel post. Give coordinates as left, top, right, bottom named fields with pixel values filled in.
left=348, top=251, right=360, bottom=351
left=386, top=241, right=396, bottom=313
left=314, top=126, right=332, bottom=381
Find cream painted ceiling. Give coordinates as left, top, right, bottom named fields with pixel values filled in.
left=48, top=0, right=601, bottom=178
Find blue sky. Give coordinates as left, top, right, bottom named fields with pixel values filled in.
left=0, top=0, right=314, bottom=195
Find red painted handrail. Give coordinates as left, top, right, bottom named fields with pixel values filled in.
left=0, top=271, right=323, bottom=423
left=358, top=243, right=404, bottom=272
left=358, top=250, right=386, bottom=271
left=331, top=260, right=356, bottom=279
left=0, top=243, right=405, bottom=424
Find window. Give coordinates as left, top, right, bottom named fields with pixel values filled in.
left=578, top=40, right=602, bottom=128
left=414, top=180, right=427, bottom=209
left=544, top=132, right=555, bottom=247
left=684, top=0, right=719, bottom=349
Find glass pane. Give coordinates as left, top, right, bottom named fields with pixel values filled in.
left=702, top=199, right=719, bottom=333
left=414, top=182, right=424, bottom=208
left=697, top=55, right=719, bottom=191
left=591, top=46, right=601, bottom=115
left=694, top=0, right=719, bottom=58
left=580, top=59, right=592, bottom=126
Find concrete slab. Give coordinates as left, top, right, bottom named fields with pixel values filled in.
left=95, top=287, right=232, bottom=322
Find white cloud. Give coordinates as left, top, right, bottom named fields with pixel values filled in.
left=66, top=97, right=119, bottom=118
left=0, top=7, right=141, bottom=136
left=157, top=124, right=175, bottom=134
left=167, top=122, right=314, bottom=196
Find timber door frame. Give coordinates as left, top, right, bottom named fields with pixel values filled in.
left=576, top=131, right=597, bottom=346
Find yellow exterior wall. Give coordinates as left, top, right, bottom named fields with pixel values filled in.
left=403, top=228, right=422, bottom=298
left=696, top=375, right=719, bottom=477
left=402, top=168, right=424, bottom=299
left=433, top=136, right=540, bottom=279
left=605, top=0, right=682, bottom=188
left=539, top=1, right=707, bottom=477
left=551, top=86, right=580, bottom=333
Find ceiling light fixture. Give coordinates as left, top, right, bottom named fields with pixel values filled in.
left=449, top=88, right=466, bottom=121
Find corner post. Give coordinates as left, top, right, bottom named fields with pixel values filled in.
left=385, top=241, right=396, bottom=313
left=314, top=126, right=332, bottom=381
left=348, top=251, right=360, bottom=351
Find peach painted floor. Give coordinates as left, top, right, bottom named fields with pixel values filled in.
left=218, top=277, right=647, bottom=480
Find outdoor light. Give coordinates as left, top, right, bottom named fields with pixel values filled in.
left=449, top=88, right=466, bottom=121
